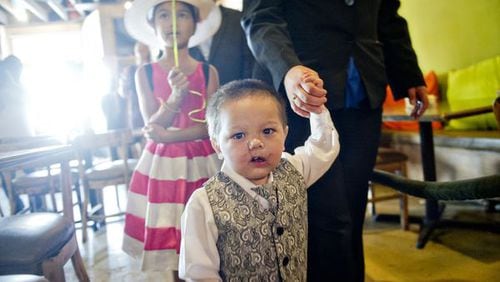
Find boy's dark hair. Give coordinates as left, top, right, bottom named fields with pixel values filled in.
left=207, top=79, right=288, bottom=138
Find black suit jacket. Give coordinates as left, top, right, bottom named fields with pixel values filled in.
left=190, top=6, right=256, bottom=86
left=242, top=0, right=425, bottom=110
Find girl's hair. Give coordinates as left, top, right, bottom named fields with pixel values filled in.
left=206, top=79, right=288, bottom=138
left=147, top=1, right=200, bottom=25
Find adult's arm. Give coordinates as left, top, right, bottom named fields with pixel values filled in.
left=241, top=0, right=326, bottom=117
left=241, top=0, right=300, bottom=91
left=378, top=0, right=426, bottom=101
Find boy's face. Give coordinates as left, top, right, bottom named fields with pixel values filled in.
left=211, top=94, right=288, bottom=186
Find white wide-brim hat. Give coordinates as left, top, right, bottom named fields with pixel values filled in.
left=124, top=0, right=221, bottom=49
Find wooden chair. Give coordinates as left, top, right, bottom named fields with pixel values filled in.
left=0, top=136, right=81, bottom=215
left=368, top=147, right=409, bottom=230
left=0, top=145, right=89, bottom=281
left=11, top=165, right=82, bottom=214
left=0, top=213, right=89, bottom=282
left=72, top=129, right=139, bottom=243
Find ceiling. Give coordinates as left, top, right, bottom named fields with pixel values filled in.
left=0, top=0, right=119, bottom=26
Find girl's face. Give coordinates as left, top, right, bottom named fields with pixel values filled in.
left=152, top=1, right=196, bottom=48
left=211, top=94, right=288, bottom=186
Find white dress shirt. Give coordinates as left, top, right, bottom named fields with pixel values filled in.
left=179, top=110, right=339, bottom=281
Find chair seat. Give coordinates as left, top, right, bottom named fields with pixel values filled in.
left=0, top=213, right=74, bottom=274
left=85, top=158, right=138, bottom=181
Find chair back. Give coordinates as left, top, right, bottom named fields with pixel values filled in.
left=493, top=96, right=500, bottom=129
left=0, top=136, right=64, bottom=152
left=72, top=128, right=133, bottom=166
left=72, top=130, right=132, bottom=153
left=71, top=129, right=137, bottom=243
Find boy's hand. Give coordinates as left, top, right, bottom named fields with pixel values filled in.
left=284, top=65, right=327, bottom=118
left=168, top=67, right=189, bottom=102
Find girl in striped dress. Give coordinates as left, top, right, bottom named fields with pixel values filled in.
left=121, top=0, right=222, bottom=277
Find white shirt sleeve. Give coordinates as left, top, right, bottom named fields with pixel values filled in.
left=179, top=188, right=222, bottom=282
left=283, top=108, right=340, bottom=187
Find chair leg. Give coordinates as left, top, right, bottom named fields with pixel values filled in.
left=397, top=163, right=409, bottom=230
left=50, top=190, right=58, bottom=212
left=42, top=234, right=78, bottom=282
left=97, top=189, right=106, bottom=228
left=368, top=182, right=377, bottom=216
left=74, top=182, right=83, bottom=217
left=114, top=185, right=121, bottom=211
left=81, top=181, right=89, bottom=243
left=71, top=245, right=90, bottom=282
left=399, top=193, right=409, bottom=230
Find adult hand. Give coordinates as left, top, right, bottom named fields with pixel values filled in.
left=167, top=67, right=189, bottom=103
left=407, top=86, right=429, bottom=119
left=284, top=65, right=327, bottom=118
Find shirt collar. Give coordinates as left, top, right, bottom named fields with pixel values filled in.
left=221, top=162, right=274, bottom=190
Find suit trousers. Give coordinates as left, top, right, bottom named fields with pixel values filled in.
left=286, top=106, right=382, bottom=282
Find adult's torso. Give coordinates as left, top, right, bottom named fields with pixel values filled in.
left=208, top=6, right=254, bottom=85
left=284, top=0, right=387, bottom=109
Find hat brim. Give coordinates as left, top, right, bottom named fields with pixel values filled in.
left=124, top=0, right=221, bottom=49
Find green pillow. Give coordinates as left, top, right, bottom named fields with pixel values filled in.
left=446, top=56, right=500, bottom=130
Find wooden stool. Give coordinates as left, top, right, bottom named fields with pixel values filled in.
left=0, top=213, right=89, bottom=281
left=369, top=147, right=409, bottom=230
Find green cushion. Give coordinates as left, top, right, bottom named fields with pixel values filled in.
left=446, top=56, right=500, bottom=130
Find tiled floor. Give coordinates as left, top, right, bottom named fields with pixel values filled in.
left=64, top=186, right=500, bottom=281
left=2, top=184, right=499, bottom=281
left=65, top=219, right=175, bottom=282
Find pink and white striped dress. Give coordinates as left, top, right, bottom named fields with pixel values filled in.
left=122, top=62, right=221, bottom=271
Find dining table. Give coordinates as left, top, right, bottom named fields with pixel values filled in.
left=382, top=101, right=447, bottom=248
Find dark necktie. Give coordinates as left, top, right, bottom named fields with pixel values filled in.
left=251, top=183, right=278, bottom=215
left=251, top=185, right=271, bottom=199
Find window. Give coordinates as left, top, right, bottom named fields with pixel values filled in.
left=5, top=23, right=109, bottom=137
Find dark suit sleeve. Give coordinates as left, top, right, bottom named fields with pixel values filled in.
left=241, top=0, right=302, bottom=91
left=378, top=0, right=425, bottom=100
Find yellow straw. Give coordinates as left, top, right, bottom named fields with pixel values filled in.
left=172, top=0, right=179, bottom=67
left=170, top=0, right=206, bottom=123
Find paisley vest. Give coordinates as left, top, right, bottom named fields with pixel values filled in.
left=205, top=159, right=307, bottom=281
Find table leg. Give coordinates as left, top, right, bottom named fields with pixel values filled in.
left=417, top=121, right=444, bottom=249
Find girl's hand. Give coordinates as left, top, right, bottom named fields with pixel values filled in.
left=168, top=67, right=189, bottom=102
left=142, top=123, right=167, bottom=143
